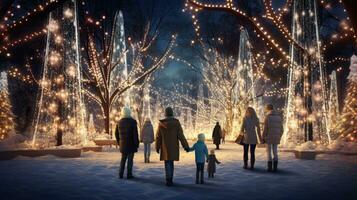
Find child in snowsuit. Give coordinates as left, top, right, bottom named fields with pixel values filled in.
left=189, top=133, right=209, bottom=184
left=207, top=149, right=221, bottom=178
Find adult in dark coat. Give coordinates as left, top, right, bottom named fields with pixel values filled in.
left=155, top=107, right=190, bottom=186
left=212, top=122, right=222, bottom=150
left=115, top=106, right=139, bottom=179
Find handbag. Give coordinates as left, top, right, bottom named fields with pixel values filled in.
left=235, top=133, right=244, bottom=145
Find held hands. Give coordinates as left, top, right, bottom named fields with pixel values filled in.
left=156, top=149, right=160, bottom=154
left=184, top=147, right=190, bottom=152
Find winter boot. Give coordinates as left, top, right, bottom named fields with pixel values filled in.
left=243, top=160, right=248, bottom=169
left=267, top=161, right=273, bottom=172
left=166, top=178, right=171, bottom=186
left=119, top=171, right=124, bottom=179
left=127, top=173, right=135, bottom=179
left=144, top=157, right=147, bottom=163
left=250, top=160, right=255, bottom=170
left=147, top=157, right=150, bottom=163
left=273, top=161, right=278, bottom=172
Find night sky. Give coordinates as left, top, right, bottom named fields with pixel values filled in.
left=0, top=0, right=355, bottom=132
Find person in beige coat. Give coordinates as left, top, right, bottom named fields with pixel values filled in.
left=262, top=104, right=283, bottom=172
left=155, top=107, right=189, bottom=186
left=140, top=118, right=154, bottom=163
left=240, top=107, right=262, bottom=170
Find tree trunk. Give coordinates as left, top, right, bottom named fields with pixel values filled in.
left=103, top=103, right=111, bottom=136
left=225, top=101, right=234, bottom=137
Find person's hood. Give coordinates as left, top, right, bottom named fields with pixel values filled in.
left=267, top=110, right=280, bottom=116
left=159, top=117, right=179, bottom=129
left=196, top=140, right=205, bottom=144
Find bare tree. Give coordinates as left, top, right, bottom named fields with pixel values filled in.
left=82, top=15, right=176, bottom=134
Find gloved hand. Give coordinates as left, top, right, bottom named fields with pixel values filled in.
left=184, top=147, right=190, bottom=152
left=156, top=149, right=160, bottom=154
left=206, top=160, right=209, bottom=163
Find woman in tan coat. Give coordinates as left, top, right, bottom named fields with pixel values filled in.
left=156, top=107, right=189, bottom=186
left=240, top=107, right=262, bottom=170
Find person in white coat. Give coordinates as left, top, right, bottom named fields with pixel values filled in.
left=140, top=118, right=154, bottom=163
left=262, top=104, right=283, bottom=172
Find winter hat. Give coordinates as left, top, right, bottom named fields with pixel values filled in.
left=198, top=133, right=205, bottom=142
left=210, top=149, right=215, bottom=155
left=165, top=107, right=174, bottom=117
left=121, top=106, right=131, bottom=118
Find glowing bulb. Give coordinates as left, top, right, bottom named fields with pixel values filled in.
left=47, top=20, right=59, bottom=32
left=63, top=9, right=73, bottom=18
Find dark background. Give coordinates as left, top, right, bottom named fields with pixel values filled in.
left=0, top=0, right=355, bottom=134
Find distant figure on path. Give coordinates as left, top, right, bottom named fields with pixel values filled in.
left=212, top=122, right=222, bottom=150
left=189, top=133, right=209, bottom=184
left=115, top=106, right=139, bottom=179
left=262, top=104, right=283, bottom=172
left=240, top=107, right=262, bottom=170
left=207, top=149, right=221, bottom=178
left=155, top=107, right=190, bottom=186
left=140, top=118, right=154, bottom=163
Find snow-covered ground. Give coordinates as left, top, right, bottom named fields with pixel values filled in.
left=0, top=142, right=356, bottom=200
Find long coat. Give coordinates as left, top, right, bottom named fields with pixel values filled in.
left=140, top=121, right=154, bottom=144
left=155, top=118, right=189, bottom=161
left=240, top=116, right=262, bottom=144
left=212, top=124, right=222, bottom=145
left=207, top=155, right=220, bottom=173
left=115, top=118, right=139, bottom=154
left=263, top=111, right=283, bottom=144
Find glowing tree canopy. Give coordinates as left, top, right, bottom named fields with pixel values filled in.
left=185, top=107, right=194, bottom=137
left=152, top=95, right=162, bottom=131
left=283, top=0, right=330, bottom=146
left=0, top=72, right=14, bottom=140
left=110, top=10, right=130, bottom=109
left=336, top=55, right=357, bottom=142
left=142, top=82, right=151, bottom=120
left=232, top=27, right=256, bottom=133
left=195, top=83, right=210, bottom=134
left=83, top=7, right=176, bottom=136
left=32, top=0, right=87, bottom=147
left=327, top=70, right=340, bottom=139
left=87, top=113, right=97, bottom=141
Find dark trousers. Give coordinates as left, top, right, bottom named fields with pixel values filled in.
left=208, top=170, right=214, bottom=178
left=119, top=153, right=134, bottom=177
left=243, top=144, right=256, bottom=163
left=196, top=163, right=204, bottom=183
left=164, top=161, right=174, bottom=179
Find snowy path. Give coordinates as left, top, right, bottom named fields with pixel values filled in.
left=0, top=143, right=356, bottom=200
